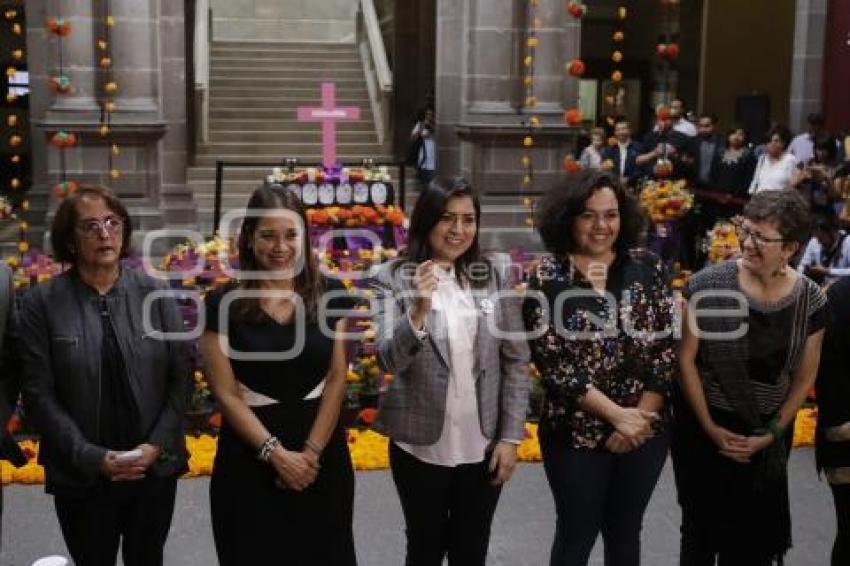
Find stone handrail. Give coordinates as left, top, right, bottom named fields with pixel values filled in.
left=356, top=0, right=393, bottom=145
left=194, top=0, right=211, bottom=145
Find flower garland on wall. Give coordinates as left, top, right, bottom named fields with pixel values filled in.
left=562, top=0, right=586, bottom=173
left=603, top=3, right=628, bottom=131
left=2, top=5, right=29, bottom=220
left=47, top=7, right=79, bottom=200
left=97, top=0, right=120, bottom=182
left=521, top=0, right=542, bottom=228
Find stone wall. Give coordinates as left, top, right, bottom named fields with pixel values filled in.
left=26, top=0, right=193, bottom=251
left=435, top=0, right=580, bottom=195
left=210, top=0, right=358, bottom=43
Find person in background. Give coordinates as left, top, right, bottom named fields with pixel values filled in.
left=690, top=126, right=756, bottom=267
left=19, top=185, right=190, bottom=566
left=682, top=114, right=725, bottom=267
left=690, top=115, right=723, bottom=188
left=411, top=108, right=437, bottom=185
left=602, top=119, right=642, bottom=187
left=789, top=112, right=828, bottom=163
left=579, top=127, right=606, bottom=170
left=814, top=275, right=850, bottom=566
left=524, top=171, right=675, bottom=566
left=709, top=126, right=757, bottom=214
left=795, top=135, right=840, bottom=218
left=638, top=111, right=691, bottom=180
left=671, top=99, right=697, bottom=137
left=797, top=213, right=850, bottom=287
left=371, top=178, right=530, bottom=566
left=673, top=189, right=826, bottom=565
left=0, top=263, right=26, bottom=550
left=201, top=185, right=357, bottom=565
left=749, top=125, right=801, bottom=194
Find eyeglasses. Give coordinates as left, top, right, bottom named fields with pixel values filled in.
left=77, top=216, right=123, bottom=238
left=733, top=221, right=786, bottom=248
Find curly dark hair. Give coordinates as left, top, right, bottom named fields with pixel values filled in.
left=535, top=170, right=644, bottom=257
left=50, top=185, right=133, bottom=264
left=742, top=189, right=811, bottom=247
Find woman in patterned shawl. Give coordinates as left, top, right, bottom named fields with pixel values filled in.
left=673, top=189, right=826, bottom=565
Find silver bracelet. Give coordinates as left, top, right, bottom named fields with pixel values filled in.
left=257, top=435, right=280, bottom=462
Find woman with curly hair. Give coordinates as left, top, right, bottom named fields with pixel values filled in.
left=523, top=171, right=676, bottom=566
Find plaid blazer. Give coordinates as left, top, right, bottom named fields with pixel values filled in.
left=370, top=259, right=530, bottom=445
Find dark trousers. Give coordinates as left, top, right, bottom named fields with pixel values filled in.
left=389, top=442, right=502, bottom=566
left=830, top=483, right=850, bottom=566
left=54, top=476, right=178, bottom=566
left=540, top=433, right=669, bottom=566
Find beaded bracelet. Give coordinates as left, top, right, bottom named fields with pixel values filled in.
left=766, top=417, right=785, bottom=442
left=258, top=435, right=280, bottom=462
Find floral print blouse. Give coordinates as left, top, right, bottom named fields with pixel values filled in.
left=522, top=251, right=677, bottom=449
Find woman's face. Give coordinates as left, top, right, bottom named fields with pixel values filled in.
left=572, top=187, right=621, bottom=259
left=591, top=134, right=604, bottom=148
left=428, top=195, right=477, bottom=265
left=74, top=196, right=124, bottom=270
left=767, top=134, right=786, bottom=158
left=728, top=129, right=745, bottom=149
left=251, top=210, right=303, bottom=274
left=737, top=218, right=795, bottom=275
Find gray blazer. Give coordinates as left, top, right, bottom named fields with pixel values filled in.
left=370, top=259, right=530, bottom=445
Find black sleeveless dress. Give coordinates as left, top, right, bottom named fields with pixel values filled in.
left=206, top=278, right=357, bottom=566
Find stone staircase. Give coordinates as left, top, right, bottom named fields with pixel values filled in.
left=188, top=41, right=393, bottom=234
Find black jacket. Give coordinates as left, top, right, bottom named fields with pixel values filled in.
left=816, top=276, right=850, bottom=470
left=19, top=268, right=190, bottom=490
left=0, top=265, right=25, bottom=467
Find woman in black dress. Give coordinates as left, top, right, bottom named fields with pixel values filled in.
left=201, top=185, right=357, bottom=565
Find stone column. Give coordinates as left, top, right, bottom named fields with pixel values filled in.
left=47, top=0, right=99, bottom=114
left=434, top=0, right=581, bottom=251
left=788, top=0, right=828, bottom=132
left=29, top=0, right=192, bottom=250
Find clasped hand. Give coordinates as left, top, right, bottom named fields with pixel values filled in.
left=707, top=423, right=773, bottom=463
left=606, top=408, right=658, bottom=454
left=269, top=447, right=320, bottom=491
left=101, top=443, right=160, bottom=481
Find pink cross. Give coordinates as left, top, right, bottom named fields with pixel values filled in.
left=297, top=82, right=361, bottom=168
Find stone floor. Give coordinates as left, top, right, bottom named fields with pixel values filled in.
left=2, top=448, right=835, bottom=565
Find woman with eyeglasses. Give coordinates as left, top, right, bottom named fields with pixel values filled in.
left=200, top=185, right=357, bottom=565
left=19, top=185, right=190, bottom=566
left=672, top=189, right=826, bottom=565
left=523, top=171, right=676, bottom=566
left=370, top=178, right=530, bottom=565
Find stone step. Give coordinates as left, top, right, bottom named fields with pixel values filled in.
left=210, top=48, right=358, bottom=60
left=212, top=41, right=356, bottom=52
left=210, top=66, right=363, bottom=78
left=198, top=142, right=387, bottom=155
left=207, top=130, right=378, bottom=144
left=210, top=87, right=369, bottom=100
left=210, top=109, right=374, bottom=121
left=210, top=76, right=366, bottom=88
left=209, top=54, right=360, bottom=66
left=193, top=154, right=395, bottom=167
left=208, top=119, right=375, bottom=131
left=210, top=96, right=370, bottom=109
